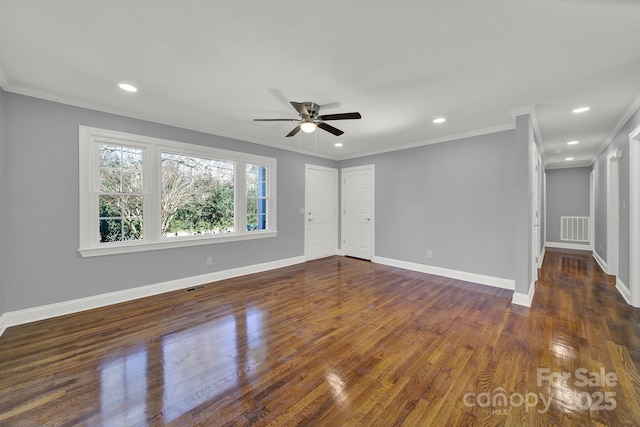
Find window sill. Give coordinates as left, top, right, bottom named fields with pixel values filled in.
left=78, top=230, right=278, bottom=257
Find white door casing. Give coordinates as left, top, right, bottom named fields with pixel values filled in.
left=607, top=150, right=622, bottom=276
left=590, top=170, right=595, bottom=251
left=629, top=126, right=640, bottom=307
left=342, top=165, right=374, bottom=260
left=305, top=165, right=338, bottom=260
left=532, top=143, right=541, bottom=281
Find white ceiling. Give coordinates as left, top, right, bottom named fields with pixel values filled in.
left=1, top=0, right=639, bottom=166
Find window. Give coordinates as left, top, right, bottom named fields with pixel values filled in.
left=79, top=127, right=276, bottom=257
left=98, top=144, right=145, bottom=242
left=246, top=164, right=268, bottom=232
left=161, top=153, right=235, bottom=237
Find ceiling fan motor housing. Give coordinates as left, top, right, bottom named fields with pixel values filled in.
left=302, top=102, right=320, bottom=118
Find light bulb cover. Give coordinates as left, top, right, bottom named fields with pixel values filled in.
left=300, top=121, right=317, bottom=133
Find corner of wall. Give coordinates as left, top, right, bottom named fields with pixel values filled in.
left=512, top=281, right=536, bottom=307
left=0, top=87, right=6, bottom=318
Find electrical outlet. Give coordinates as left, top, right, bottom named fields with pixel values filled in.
left=427, top=250, right=433, bottom=259
left=206, top=257, right=213, bottom=266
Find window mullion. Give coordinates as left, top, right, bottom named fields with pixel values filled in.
left=236, top=160, right=247, bottom=235
left=145, top=146, right=161, bottom=241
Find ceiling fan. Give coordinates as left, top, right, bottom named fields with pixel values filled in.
left=254, top=101, right=361, bottom=137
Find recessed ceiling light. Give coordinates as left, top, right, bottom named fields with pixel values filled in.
left=118, top=83, right=138, bottom=92
left=572, top=107, right=590, bottom=114
left=567, top=140, right=579, bottom=145
left=433, top=117, right=446, bottom=124
left=334, top=142, right=343, bottom=147
left=565, top=157, right=574, bottom=161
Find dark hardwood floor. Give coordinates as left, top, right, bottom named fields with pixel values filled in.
left=1, top=249, right=639, bottom=426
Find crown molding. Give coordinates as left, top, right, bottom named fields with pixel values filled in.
left=3, top=82, right=339, bottom=161
left=592, top=88, right=640, bottom=164
left=336, top=122, right=515, bottom=161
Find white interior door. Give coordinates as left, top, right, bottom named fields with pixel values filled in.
left=342, top=165, right=374, bottom=260
left=305, top=165, right=338, bottom=260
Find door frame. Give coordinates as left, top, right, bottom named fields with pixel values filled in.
left=304, top=164, right=338, bottom=260
left=590, top=170, right=595, bottom=251
left=630, top=125, right=640, bottom=307
left=607, top=149, right=622, bottom=276
left=341, top=164, right=375, bottom=260
left=531, top=143, right=541, bottom=281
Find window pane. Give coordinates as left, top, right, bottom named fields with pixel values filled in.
left=246, top=164, right=267, bottom=232
left=98, top=144, right=144, bottom=244
left=99, top=144, right=143, bottom=193
left=122, top=172, right=143, bottom=193
left=100, top=145, right=122, bottom=168
left=99, top=195, right=144, bottom=242
left=99, top=195, right=121, bottom=218
left=100, top=168, right=121, bottom=193
left=121, top=147, right=143, bottom=170
left=246, top=164, right=258, bottom=197
left=123, top=217, right=144, bottom=241
left=100, top=219, right=122, bottom=243
left=161, top=153, right=235, bottom=237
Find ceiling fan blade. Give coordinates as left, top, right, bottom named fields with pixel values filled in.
left=290, top=101, right=310, bottom=117
left=286, top=125, right=301, bottom=137
left=253, top=118, right=298, bottom=121
left=318, top=122, right=344, bottom=136
left=317, top=112, right=361, bottom=121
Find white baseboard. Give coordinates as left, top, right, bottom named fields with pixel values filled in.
left=0, top=255, right=306, bottom=338
left=0, top=316, right=7, bottom=339
left=616, top=277, right=631, bottom=305
left=372, top=256, right=515, bottom=290
left=545, top=241, right=592, bottom=251
left=593, top=251, right=608, bottom=275
left=512, top=280, right=536, bottom=307
left=538, top=247, right=546, bottom=269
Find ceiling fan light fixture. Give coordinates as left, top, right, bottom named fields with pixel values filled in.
left=300, top=121, right=317, bottom=133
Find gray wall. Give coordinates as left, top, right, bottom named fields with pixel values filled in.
left=593, top=107, right=640, bottom=287
left=1, top=92, right=336, bottom=312
left=0, top=88, right=6, bottom=315
left=512, top=115, right=533, bottom=295
left=546, top=167, right=591, bottom=246
left=339, top=129, right=517, bottom=281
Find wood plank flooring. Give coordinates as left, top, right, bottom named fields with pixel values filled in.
left=1, top=248, right=639, bottom=426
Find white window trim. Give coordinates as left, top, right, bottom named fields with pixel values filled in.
left=79, top=126, right=277, bottom=257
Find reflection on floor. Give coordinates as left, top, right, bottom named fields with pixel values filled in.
left=1, top=248, right=638, bottom=426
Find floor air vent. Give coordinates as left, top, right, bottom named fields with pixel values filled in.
left=185, top=285, right=207, bottom=292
